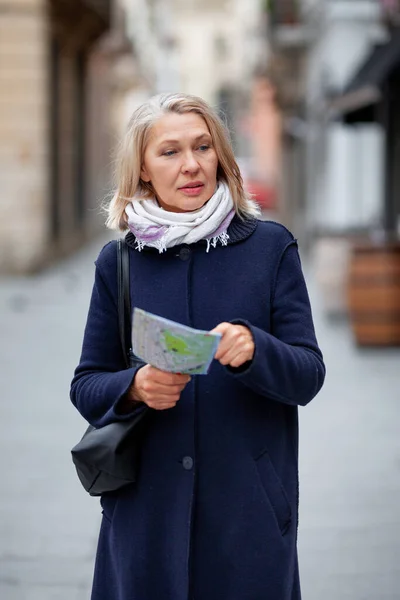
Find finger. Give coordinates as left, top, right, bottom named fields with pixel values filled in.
left=214, top=330, right=241, bottom=360
left=150, top=368, right=191, bottom=386
left=210, top=323, right=231, bottom=353
left=172, top=373, right=192, bottom=384
left=149, top=402, right=177, bottom=411
left=214, top=337, right=235, bottom=360
left=141, top=382, right=185, bottom=396
left=226, top=351, right=251, bottom=368
left=145, top=393, right=180, bottom=407
left=218, top=348, right=243, bottom=366
left=216, top=327, right=253, bottom=361
left=218, top=342, right=254, bottom=366
left=209, top=322, right=231, bottom=336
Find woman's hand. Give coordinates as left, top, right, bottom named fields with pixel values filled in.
left=129, top=365, right=191, bottom=410
left=211, top=323, right=255, bottom=368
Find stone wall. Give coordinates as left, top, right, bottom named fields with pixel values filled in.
left=0, top=0, right=49, bottom=273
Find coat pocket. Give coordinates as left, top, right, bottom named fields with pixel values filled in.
left=254, top=449, right=292, bottom=535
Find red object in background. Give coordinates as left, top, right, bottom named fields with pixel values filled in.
left=245, top=179, right=277, bottom=210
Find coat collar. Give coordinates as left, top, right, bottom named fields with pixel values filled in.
left=124, top=214, right=258, bottom=253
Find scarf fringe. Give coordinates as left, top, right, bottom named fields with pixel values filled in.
left=135, top=236, right=167, bottom=253
left=155, top=238, right=167, bottom=253
left=206, top=231, right=230, bottom=253
left=135, top=231, right=230, bottom=253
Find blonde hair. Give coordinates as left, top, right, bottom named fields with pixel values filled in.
left=106, top=92, right=260, bottom=231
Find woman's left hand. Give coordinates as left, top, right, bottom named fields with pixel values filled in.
left=210, top=323, right=255, bottom=368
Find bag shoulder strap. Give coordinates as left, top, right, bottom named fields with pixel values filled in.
left=117, top=238, right=131, bottom=368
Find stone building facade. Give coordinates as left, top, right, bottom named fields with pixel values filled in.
left=0, top=0, right=116, bottom=273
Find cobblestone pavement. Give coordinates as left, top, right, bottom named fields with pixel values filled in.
left=0, top=234, right=399, bottom=599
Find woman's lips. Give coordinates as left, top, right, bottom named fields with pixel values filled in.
left=179, top=183, right=204, bottom=196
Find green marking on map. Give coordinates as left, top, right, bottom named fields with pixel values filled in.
left=162, top=331, right=193, bottom=356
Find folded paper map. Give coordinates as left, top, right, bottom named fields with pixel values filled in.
left=131, top=308, right=221, bottom=375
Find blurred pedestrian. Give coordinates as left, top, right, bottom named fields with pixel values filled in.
left=70, top=93, right=325, bottom=600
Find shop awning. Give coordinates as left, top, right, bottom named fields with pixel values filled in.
left=50, top=0, right=111, bottom=50
left=330, top=33, right=400, bottom=123
left=82, top=0, right=110, bottom=23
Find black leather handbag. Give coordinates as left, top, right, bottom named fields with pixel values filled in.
left=71, top=238, right=148, bottom=496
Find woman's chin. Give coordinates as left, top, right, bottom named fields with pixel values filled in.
left=180, top=190, right=214, bottom=212
left=184, top=198, right=209, bottom=212
left=160, top=197, right=209, bottom=213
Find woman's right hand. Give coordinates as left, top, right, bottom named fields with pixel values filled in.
left=129, top=365, right=191, bottom=410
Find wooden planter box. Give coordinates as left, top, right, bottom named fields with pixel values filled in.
left=347, top=241, right=400, bottom=346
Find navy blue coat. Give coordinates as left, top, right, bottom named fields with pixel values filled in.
left=71, top=217, right=325, bottom=600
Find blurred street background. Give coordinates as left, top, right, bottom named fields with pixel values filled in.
left=1, top=0, right=400, bottom=598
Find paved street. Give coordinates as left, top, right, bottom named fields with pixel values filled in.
left=0, top=236, right=109, bottom=600
left=0, top=234, right=399, bottom=599
left=299, top=268, right=400, bottom=599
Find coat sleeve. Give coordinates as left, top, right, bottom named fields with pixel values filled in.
left=70, top=243, right=146, bottom=428
left=228, top=240, right=325, bottom=406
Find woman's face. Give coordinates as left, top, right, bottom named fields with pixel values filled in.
left=140, top=112, right=219, bottom=213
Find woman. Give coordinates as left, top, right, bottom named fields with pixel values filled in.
left=71, top=93, right=325, bottom=600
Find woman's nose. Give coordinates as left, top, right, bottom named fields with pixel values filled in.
left=182, top=152, right=200, bottom=173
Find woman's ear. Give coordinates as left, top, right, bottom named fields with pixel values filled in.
left=140, top=166, right=150, bottom=182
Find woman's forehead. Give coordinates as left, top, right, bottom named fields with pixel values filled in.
left=148, top=112, right=211, bottom=144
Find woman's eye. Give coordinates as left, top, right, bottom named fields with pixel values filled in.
left=198, top=145, right=210, bottom=152
left=163, top=150, right=177, bottom=157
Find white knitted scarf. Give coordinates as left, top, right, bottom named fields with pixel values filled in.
left=125, top=181, right=235, bottom=253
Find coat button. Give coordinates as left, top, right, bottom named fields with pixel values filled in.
left=182, top=456, right=194, bottom=470
left=178, top=247, right=191, bottom=261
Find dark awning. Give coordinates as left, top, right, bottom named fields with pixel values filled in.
left=82, top=0, right=110, bottom=23
left=49, top=0, right=111, bottom=50
left=330, top=33, right=400, bottom=122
